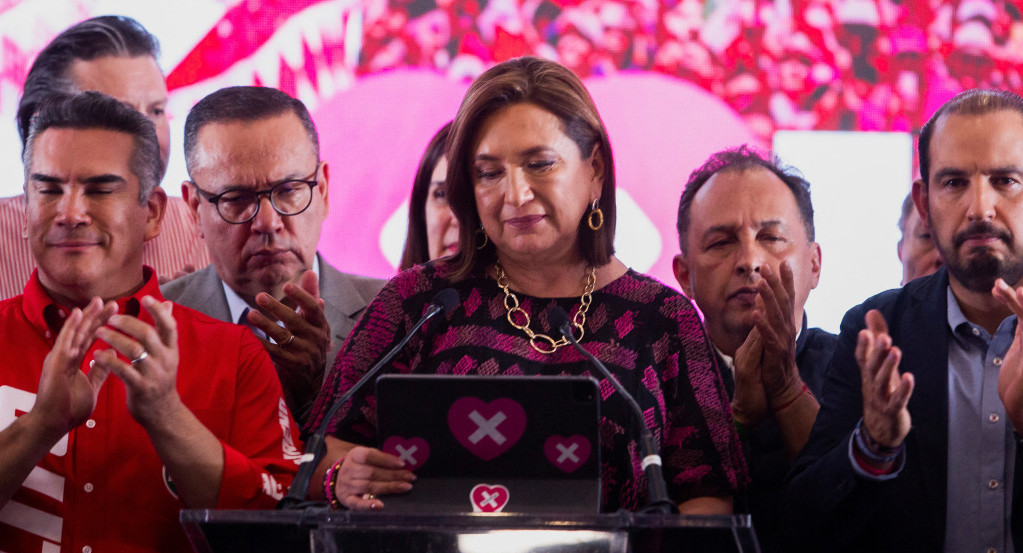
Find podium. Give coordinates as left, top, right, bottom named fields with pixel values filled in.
left=181, top=509, right=760, bottom=553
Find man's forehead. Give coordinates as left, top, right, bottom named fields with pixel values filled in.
left=28, top=133, right=135, bottom=199
left=68, top=55, right=166, bottom=101
left=31, top=127, right=135, bottom=169
left=691, top=168, right=800, bottom=227
left=194, top=114, right=316, bottom=167
left=930, top=109, right=1023, bottom=150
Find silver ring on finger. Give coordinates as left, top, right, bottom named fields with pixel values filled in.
left=130, top=350, right=149, bottom=365
left=281, top=332, right=295, bottom=347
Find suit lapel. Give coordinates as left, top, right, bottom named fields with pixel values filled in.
left=317, top=257, right=361, bottom=343
left=898, top=268, right=950, bottom=535
left=173, top=265, right=232, bottom=322
left=203, top=265, right=233, bottom=321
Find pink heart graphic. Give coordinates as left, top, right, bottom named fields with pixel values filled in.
left=543, top=435, right=591, bottom=473
left=470, top=483, right=510, bottom=513
left=381, top=436, right=430, bottom=470
left=448, top=397, right=527, bottom=461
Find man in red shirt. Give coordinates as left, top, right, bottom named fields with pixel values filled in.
left=0, top=15, right=210, bottom=300
left=0, top=92, right=300, bottom=552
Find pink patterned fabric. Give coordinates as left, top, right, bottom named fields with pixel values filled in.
left=0, top=194, right=210, bottom=300
left=307, top=262, right=748, bottom=512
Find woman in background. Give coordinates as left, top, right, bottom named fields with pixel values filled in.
left=399, top=122, right=458, bottom=269
left=306, top=56, right=746, bottom=514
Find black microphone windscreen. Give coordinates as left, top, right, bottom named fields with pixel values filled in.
left=549, top=305, right=572, bottom=336
left=431, top=288, right=460, bottom=315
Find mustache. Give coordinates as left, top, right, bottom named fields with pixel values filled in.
left=953, top=221, right=1012, bottom=249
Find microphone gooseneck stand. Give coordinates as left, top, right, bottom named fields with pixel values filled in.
left=278, top=288, right=460, bottom=510
left=549, top=306, right=676, bottom=515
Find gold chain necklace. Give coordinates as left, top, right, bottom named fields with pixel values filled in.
left=495, top=262, right=596, bottom=354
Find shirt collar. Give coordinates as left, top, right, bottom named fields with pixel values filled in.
left=22, top=266, right=161, bottom=340
left=947, top=285, right=972, bottom=336
left=946, top=284, right=1017, bottom=342
left=713, top=345, right=735, bottom=374
left=221, top=254, right=321, bottom=325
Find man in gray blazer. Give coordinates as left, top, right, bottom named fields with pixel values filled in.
left=162, top=86, right=384, bottom=424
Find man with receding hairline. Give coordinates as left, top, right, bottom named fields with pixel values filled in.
left=674, top=145, right=833, bottom=553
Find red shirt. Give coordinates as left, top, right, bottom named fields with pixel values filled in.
left=0, top=269, right=302, bottom=553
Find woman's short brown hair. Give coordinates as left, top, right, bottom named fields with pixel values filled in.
left=445, top=56, right=616, bottom=281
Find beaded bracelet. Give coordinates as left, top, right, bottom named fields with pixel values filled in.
left=853, top=419, right=903, bottom=465
left=323, top=457, right=344, bottom=510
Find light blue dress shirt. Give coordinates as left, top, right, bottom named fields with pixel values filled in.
left=946, top=286, right=1015, bottom=553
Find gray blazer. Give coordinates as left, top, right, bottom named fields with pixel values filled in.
left=160, top=254, right=386, bottom=366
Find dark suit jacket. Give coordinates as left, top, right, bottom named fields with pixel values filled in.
left=160, top=254, right=385, bottom=371
left=785, top=269, right=953, bottom=552
left=719, top=315, right=835, bottom=553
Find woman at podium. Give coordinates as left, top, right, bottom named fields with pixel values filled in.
left=305, top=56, right=747, bottom=514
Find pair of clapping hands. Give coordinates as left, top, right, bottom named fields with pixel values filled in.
left=857, top=279, right=1023, bottom=452
left=730, top=263, right=808, bottom=428
left=37, top=296, right=180, bottom=438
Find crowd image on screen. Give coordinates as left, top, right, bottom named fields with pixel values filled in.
left=355, top=0, right=1022, bottom=140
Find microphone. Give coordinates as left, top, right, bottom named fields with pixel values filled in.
left=278, top=288, right=460, bottom=509
left=549, top=306, right=676, bottom=515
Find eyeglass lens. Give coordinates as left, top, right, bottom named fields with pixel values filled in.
left=217, top=180, right=314, bottom=223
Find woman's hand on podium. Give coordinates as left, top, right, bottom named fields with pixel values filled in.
left=336, top=446, right=416, bottom=510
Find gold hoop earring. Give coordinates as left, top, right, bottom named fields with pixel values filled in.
left=475, top=228, right=489, bottom=250
left=587, top=199, right=604, bottom=231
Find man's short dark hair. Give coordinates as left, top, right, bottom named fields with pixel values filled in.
left=677, top=145, right=815, bottom=253
left=918, top=89, right=1023, bottom=186
left=17, top=15, right=160, bottom=149
left=24, top=91, right=162, bottom=203
left=183, top=86, right=320, bottom=175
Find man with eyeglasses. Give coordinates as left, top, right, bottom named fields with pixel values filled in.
left=162, top=86, right=384, bottom=424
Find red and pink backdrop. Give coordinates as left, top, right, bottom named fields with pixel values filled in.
left=0, top=0, right=1015, bottom=331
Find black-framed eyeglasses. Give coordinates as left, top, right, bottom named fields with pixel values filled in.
left=191, top=166, right=320, bottom=224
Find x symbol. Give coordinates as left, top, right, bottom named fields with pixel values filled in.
left=480, top=491, right=500, bottom=508
left=468, top=410, right=507, bottom=445
left=556, top=443, right=580, bottom=464
left=394, top=444, right=419, bottom=465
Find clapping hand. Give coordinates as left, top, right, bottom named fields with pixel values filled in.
left=856, top=310, right=914, bottom=449
left=33, top=298, right=118, bottom=439
left=93, top=296, right=183, bottom=424
left=752, top=263, right=803, bottom=410
left=732, top=328, right=768, bottom=427
left=247, top=270, right=331, bottom=421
